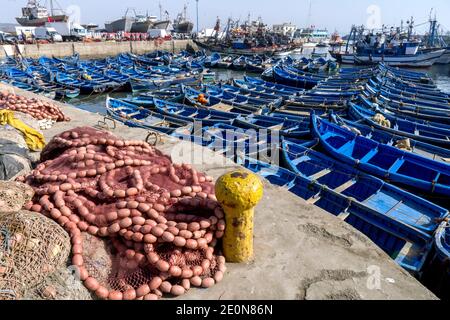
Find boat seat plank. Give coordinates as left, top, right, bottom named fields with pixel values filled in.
left=306, top=193, right=322, bottom=205
left=394, top=242, right=414, bottom=262
left=308, top=168, right=332, bottom=180
left=334, top=179, right=357, bottom=193
left=359, top=148, right=379, bottom=163
left=337, top=211, right=351, bottom=220
left=388, top=158, right=405, bottom=173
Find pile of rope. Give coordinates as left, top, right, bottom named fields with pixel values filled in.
left=372, top=113, right=391, bottom=128
left=394, top=138, right=413, bottom=151
left=0, top=91, right=70, bottom=122
left=19, top=127, right=226, bottom=300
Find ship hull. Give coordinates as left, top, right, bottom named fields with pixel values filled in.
left=173, top=21, right=194, bottom=34
left=435, top=48, right=450, bottom=64
left=105, top=17, right=135, bottom=33
left=131, top=21, right=153, bottom=33
left=335, top=49, right=445, bottom=68
left=16, top=15, right=68, bottom=27
left=194, top=40, right=295, bottom=57
left=152, top=20, right=171, bottom=30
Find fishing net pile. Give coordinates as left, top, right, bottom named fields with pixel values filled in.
left=19, top=127, right=226, bottom=300
left=372, top=113, right=391, bottom=128
left=0, top=180, right=71, bottom=300
left=0, top=91, right=70, bottom=122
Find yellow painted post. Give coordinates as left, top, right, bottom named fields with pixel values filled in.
left=215, top=170, right=264, bottom=263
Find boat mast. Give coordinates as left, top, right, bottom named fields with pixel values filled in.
left=196, top=0, right=199, bottom=34
left=428, top=9, right=438, bottom=47
left=50, top=0, right=54, bottom=16
left=307, top=0, right=312, bottom=28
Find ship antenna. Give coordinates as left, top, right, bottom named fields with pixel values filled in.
left=196, top=0, right=199, bottom=35
left=307, top=0, right=312, bottom=28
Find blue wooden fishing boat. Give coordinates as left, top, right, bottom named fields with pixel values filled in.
left=369, top=78, right=450, bottom=102
left=54, top=72, right=107, bottom=94
left=233, top=79, right=299, bottom=99
left=365, top=82, right=450, bottom=111
left=245, top=58, right=266, bottom=73
left=172, top=122, right=284, bottom=165
left=243, top=76, right=302, bottom=95
left=0, top=78, right=56, bottom=99
left=349, top=102, right=450, bottom=148
left=1, top=67, right=31, bottom=82
left=218, top=83, right=286, bottom=102
left=329, top=113, right=450, bottom=164
left=182, top=85, right=260, bottom=115
left=232, top=113, right=310, bottom=138
left=31, top=78, right=80, bottom=99
left=204, top=53, right=221, bottom=68
left=360, top=91, right=450, bottom=124
left=272, top=65, right=321, bottom=89
left=203, top=84, right=283, bottom=109
left=153, top=98, right=239, bottom=126
left=106, top=97, right=190, bottom=134
left=431, top=222, right=450, bottom=295
left=215, top=55, right=235, bottom=69
left=378, top=63, right=436, bottom=82
left=311, top=114, right=450, bottom=196
left=231, top=56, right=247, bottom=71
left=53, top=53, right=80, bottom=66
left=130, top=75, right=200, bottom=93
left=120, top=52, right=163, bottom=66
left=281, top=140, right=448, bottom=273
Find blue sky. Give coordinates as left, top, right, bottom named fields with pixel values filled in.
left=2, top=0, right=450, bottom=33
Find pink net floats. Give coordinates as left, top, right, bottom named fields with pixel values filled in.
left=18, top=127, right=226, bottom=300
left=0, top=91, right=70, bottom=122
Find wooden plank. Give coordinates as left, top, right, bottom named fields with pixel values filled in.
left=398, top=242, right=413, bottom=258
left=334, top=179, right=357, bottom=193
left=337, top=211, right=351, bottom=220
left=388, top=158, right=405, bottom=173
left=309, top=168, right=332, bottom=180
left=306, top=194, right=322, bottom=205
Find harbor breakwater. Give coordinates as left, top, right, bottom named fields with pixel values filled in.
left=0, top=39, right=199, bottom=59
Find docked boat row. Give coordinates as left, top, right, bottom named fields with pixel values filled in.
left=93, top=57, right=450, bottom=279
left=0, top=51, right=221, bottom=97
left=330, top=20, right=450, bottom=67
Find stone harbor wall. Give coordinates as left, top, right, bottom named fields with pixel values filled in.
left=0, top=39, right=198, bottom=59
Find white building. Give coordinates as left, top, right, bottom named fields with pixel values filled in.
left=273, top=23, right=297, bottom=36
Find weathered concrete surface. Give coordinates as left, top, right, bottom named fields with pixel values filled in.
left=0, top=83, right=438, bottom=300
left=0, top=39, right=198, bottom=59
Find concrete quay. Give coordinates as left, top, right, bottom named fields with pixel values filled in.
left=0, top=39, right=198, bottom=59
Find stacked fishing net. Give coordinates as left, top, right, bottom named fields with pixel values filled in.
left=372, top=113, right=391, bottom=128
left=0, top=181, right=71, bottom=300
left=0, top=91, right=70, bottom=122
left=20, top=127, right=226, bottom=300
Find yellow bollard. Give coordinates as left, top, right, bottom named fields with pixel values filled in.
left=215, top=170, right=264, bottom=263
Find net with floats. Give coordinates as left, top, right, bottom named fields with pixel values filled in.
left=0, top=210, right=71, bottom=300
left=19, top=127, right=226, bottom=300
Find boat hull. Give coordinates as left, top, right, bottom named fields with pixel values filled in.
left=16, top=15, right=68, bottom=27
left=340, top=49, right=445, bottom=67
left=173, top=21, right=194, bottom=34
left=105, top=17, right=135, bottom=33
left=130, top=21, right=153, bottom=33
